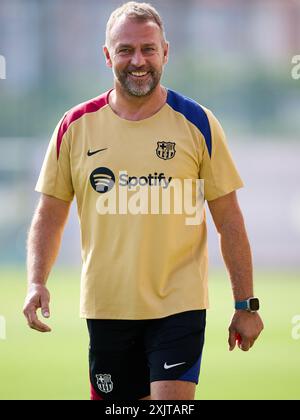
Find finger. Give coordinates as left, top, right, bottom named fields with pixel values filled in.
left=228, top=330, right=236, bottom=351
left=249, top=338, right=256, bottom=349
left=40, top=295, right=50, bottom=318
left=23, top=305, right=37, bottom=327
left=29, top=318, right=51, bottom=333
left=27, top=308, right=51, bottom=333
left=239, top=337, right=251, bottom=352
left=235, top=333, right=242, bottom=345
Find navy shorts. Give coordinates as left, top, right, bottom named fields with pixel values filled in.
left=88, top=310, right=206, bottom=400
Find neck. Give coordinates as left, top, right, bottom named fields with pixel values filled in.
left=108, top=83, right=167, bottom=121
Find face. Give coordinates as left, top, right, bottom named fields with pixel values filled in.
left=104, top=17, right=169, bottom=97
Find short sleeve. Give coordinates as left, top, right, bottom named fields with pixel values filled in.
left=35, top=116, right=74, bottom=202
left=199, top=109, right=244, bottom=201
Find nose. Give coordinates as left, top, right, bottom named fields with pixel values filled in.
left=130, top=49, right=146, bottom=68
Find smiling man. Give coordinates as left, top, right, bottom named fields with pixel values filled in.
left=23, top=2, right=264, bottom=400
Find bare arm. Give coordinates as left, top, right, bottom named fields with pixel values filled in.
left=23, top=194, right=71, bottom=332
left=208, top=191, right=264, bottom=351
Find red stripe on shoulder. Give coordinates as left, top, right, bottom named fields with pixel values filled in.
left=56, top=90, right=111, bottom=159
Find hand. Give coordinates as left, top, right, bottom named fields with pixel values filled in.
left=228, top=310, right=264, bottom=351
left=23, top=284, right=52, bottom=333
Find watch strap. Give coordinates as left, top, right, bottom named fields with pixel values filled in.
left=235, top=300, right=249, bottom=310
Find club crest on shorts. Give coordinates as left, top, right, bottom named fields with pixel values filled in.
left=96, top=374, right=113, bottom=393
left=156, top=141, right=176, bottom=160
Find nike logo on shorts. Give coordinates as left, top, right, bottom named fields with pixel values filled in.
left=164, top=362, right=186, bottom=370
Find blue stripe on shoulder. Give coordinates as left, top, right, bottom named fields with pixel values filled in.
left=166, top=89, right=212, bottom=158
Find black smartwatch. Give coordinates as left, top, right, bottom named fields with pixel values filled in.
left=235, top=297, right=260, bottom=312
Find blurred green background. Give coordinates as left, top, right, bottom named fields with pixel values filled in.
left=1, top=0, right=300, bottom=400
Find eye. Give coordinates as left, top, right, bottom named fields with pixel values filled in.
left=144, top=47, right=155, bottom=53
left=118, top=48, right=131, bottom=55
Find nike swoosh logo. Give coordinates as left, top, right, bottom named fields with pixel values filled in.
left=87, top=148, right=108, bottom=157
left=164, top=362, right=186, bottom=370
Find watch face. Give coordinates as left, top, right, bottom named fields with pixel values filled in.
left=249, top=298, right=260, bottom=311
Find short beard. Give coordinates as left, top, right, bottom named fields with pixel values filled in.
left=114, top=67, right=162, bottom=97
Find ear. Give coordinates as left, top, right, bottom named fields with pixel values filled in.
left=163, top=42, right=169, bottom=65
left=103, top=45, right=113, bottom=68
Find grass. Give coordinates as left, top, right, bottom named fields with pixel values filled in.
left=0, top=267, right=299, bottom=400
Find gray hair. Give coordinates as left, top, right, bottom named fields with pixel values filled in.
left=105, top=2, right=167, bottom=48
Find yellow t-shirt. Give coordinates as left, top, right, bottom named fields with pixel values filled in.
left=36, top=88, right=243, bottom=319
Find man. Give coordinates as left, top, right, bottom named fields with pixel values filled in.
left=23, top=2, right=264, bottom=400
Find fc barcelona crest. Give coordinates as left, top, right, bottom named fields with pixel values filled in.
left=96, top=374, right=113, bottom=393
left=156, top=141, right=176, bottom=160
